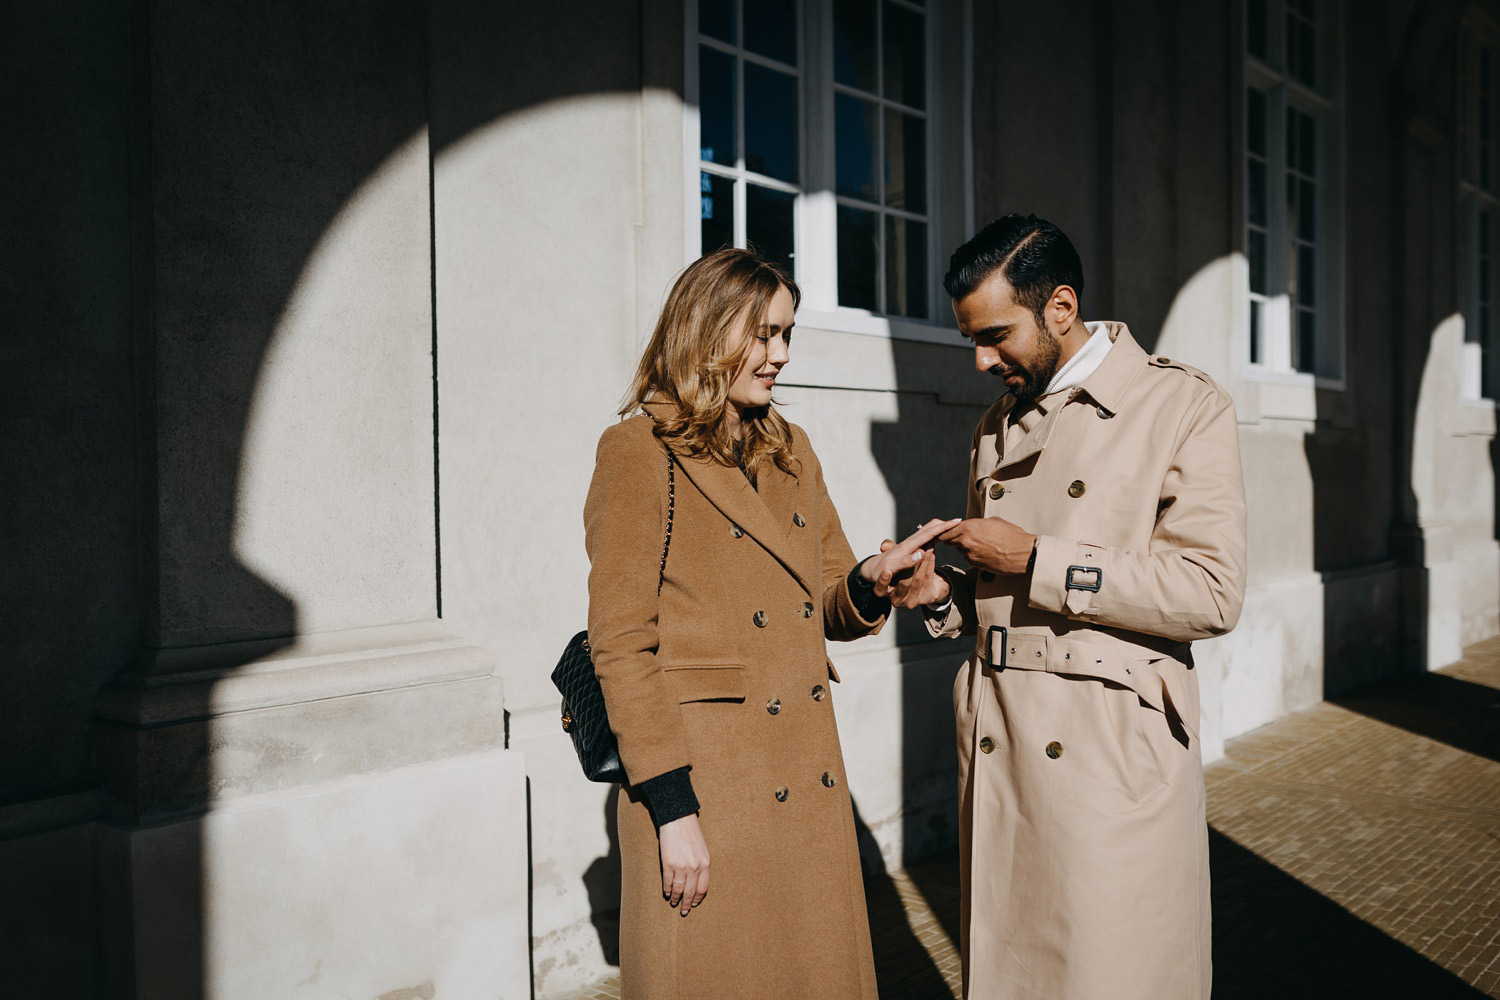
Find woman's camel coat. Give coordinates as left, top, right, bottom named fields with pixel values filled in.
left=584, top=402, right=885, bottom=1000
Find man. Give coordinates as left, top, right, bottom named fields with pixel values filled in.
left=888, top=214, right=1246, bottom=999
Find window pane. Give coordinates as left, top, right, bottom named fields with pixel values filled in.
left=1249, top=300, right=1263, bottom=364
left=1247, top=87, right=1267, bottom=157
left=884, top=109, right=926, bottom=213
left=1247, top=158, right=1267, bottom=227
left=1298, top=178, right=1316, bottom=241
left=699, top=0, right=735, bottom=44
left=833, top=0, right=878, bottom=92
left=1248, top=229, right=1267, bottom=294
left=700, top=172, right=735, bottom=254
left=745, top=0, right=796, bottom=65
left=1247, top=0, right=1268, bottom=61
left=835, top=93, right=879, bottom=201
left=837, top=204, right=879, bottom=310
left=1284, top=7, right=1320, bottom=88
left=885, top=216, right=928, bottom=318
left=883, top=1, right=926, bottom=109
left=1298, top=111, right=1316, bottom=175
left=1297, top=244, right=1317, bottom=307
left=1295, top=309, right=1316, bottom=373
left=744, top=63, right=798, bottom=182
left=746, top=184, right=796, bottom=274
left=699, top=46, right=737, bottom=166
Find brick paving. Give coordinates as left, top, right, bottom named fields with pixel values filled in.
left=559, top=637, right=1500, bottom=999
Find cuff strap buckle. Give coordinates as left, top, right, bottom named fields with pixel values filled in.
left=1065, top=565, right=1102, bottom=592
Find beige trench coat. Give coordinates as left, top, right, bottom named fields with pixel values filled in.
left=928, top=323, right=1246, bottom=1000
left=584, top=401, right=885, bottom=1000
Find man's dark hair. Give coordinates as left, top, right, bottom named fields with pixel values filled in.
left=943, top=214, right=1085, bottom=322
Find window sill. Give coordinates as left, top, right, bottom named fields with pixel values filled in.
left=1243, top=366, right=1346, bottom=422
left=1456, top=397, right=1498, bottom=437
left=796, top=307, right=963, bottom=347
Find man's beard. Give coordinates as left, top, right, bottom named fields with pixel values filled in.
left=995, top=330, right=1063, bottom=401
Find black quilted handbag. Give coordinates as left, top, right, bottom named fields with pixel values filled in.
left=552, top=451, right=674, bottom=783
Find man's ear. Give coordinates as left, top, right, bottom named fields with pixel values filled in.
left=1046, top=284, right=1079, bottom=334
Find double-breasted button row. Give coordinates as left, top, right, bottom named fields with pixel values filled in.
left=976, top=737, right=1064, bottom=758
left=767, top=687, right=829, bottom=715
left=753, top=610, right=768, bottom=627
left=792, top=512, right=806, bottom=527
left=988, top=483, right=1006, bottom=500
left=772, top=772, right=840, bottom=802
left=801, top=601, right=815, bottom=618
left=1067, top=480, right=1086, bottom=498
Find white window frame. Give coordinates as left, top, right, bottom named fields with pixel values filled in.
left=1240, top=0, right=1346, bottom=389
left=683, top=0, right=973, bottom=346
left=1459, top=12, right=1500, bottom=406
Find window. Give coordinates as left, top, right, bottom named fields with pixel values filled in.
left=1243, top=0, right=1343, bottom=380
left=688, top=0, right=968, bottom=333
left=1460, top=17, right=1500, bottom=401
left=696, top=0, right=801, bottom=274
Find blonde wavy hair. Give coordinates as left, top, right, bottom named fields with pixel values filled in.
left=623, top=247, right=801, bottom=479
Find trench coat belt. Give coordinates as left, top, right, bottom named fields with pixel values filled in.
left=980, top=626, right=1198, bottom=738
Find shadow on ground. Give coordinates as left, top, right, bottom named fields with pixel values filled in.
left=1332, top=670, right=1500, bottom=765
left=1209, top=828, right=1488, bottom=999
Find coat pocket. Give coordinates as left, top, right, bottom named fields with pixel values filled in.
left=660, top=663, right=748, bottom=704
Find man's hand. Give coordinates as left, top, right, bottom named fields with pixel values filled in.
left=939, top=517, right=1037, bottom=575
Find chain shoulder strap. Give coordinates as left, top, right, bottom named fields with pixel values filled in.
left=657, top=451, right=675, bottom=595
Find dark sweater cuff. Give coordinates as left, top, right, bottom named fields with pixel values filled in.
left=638, top=766, right=700, bottom=827
left=847, top=559, right=892, bottom=621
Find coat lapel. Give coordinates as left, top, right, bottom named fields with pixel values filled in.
left=642, top=400, right=818, bottom=596
left=994, top=398, right=1067, bottom=472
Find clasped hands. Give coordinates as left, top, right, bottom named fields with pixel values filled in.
left=859, top=516, right=1038, bottom=609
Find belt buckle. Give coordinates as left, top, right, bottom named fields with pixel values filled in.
left=987, top=625, right=1008, bottom=670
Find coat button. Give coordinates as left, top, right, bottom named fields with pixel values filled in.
left=774, top=785, right=789, bottom=802
left=1097, top=408, right=1114, bottom=419
left=792, top=512, right=806, bottom=527
left=730, top=523, right=744, bottom=538
left=801, top=601, right=815, bottom=618
left=1046, top=741, right=1063, bottom=759
left=753, top=610, right=768, bottom=627
left=979, top=737, right=995, bottom=754
left=1067, top=480, right=1086, bottom=498
left=810, top=684, right=826, bottom=701
left=766, top=698, right=781, bottom=715
left=821, top=772, right=836, bottom=787
left=1157, top=356, right=1171, bottom=364
left=988, top=483, right=1005, bottom=500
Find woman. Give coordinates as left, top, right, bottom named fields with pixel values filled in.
left=584, top=248, right=954, bottom=999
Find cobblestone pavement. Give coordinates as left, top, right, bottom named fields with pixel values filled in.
left=561, top=637, right=1500, bottom=999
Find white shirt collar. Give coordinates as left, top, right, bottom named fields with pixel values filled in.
left=1042, top=321, right=1112, bottom=398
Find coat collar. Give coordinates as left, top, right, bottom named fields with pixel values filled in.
left=641, top=398, right=818, bottom=597
left=989, top=322, right=1146, bottom=473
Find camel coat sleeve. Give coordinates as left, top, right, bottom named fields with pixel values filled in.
left=1027, top=386, right=1246, bottom=641
left=583, top=422, right=690, bottom=786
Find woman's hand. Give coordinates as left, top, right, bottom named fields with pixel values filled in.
left=881, top=543, right=951, bottom=608
left=860, top=518, right=960, bottom=599
left=659, top=813, right=710, bottom=917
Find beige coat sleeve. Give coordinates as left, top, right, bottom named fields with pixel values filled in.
left=1028, top=387, right=1247, bottom=641
left=583, top=422, right=691, bottom=786
left=795, top=428, right=888, bottom=642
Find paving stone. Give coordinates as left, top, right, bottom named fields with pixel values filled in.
left=556, top=639, right=1500, bottom=999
